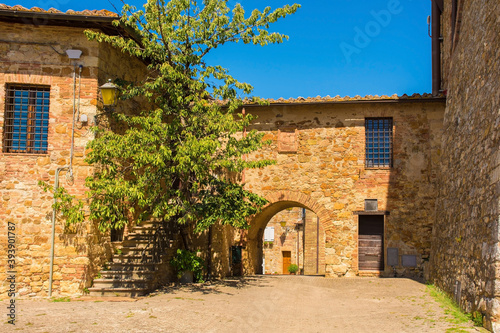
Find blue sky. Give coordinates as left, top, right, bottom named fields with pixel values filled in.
left=4, top=0, right=432, bottom=99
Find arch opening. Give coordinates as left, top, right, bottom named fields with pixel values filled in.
left=240, top=192, right=330, bottom=276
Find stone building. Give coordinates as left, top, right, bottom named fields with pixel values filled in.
left=0, top=6, right=146, bottom=296
left=0, top=2, right=499, bottom=331
left=234, top=97, right=444, bottom=280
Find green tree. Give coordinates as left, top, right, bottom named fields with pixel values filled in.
left=84, top=0, right=300, bottom=245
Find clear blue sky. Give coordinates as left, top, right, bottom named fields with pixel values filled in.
left=4, top=0, right=432, bottom=99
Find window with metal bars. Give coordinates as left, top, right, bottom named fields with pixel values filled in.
left=365, top=117, right=393, bottom=168
left=3, top=85, right=50, bottom=154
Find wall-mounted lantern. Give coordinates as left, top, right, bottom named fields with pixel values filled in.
left=280, top=220, right=292, bottom=234
left=99, top=79, right=118, bottom=106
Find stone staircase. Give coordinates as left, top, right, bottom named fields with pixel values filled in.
left=89, top=221, right=176, bottom=297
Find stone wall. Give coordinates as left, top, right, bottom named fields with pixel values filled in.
left=0, top=21, right=147, bottom=297
left=430, top=1, right=500, bottom=330
left=0, top=22, right=100, bottom=296
left=241, top=99, right=445, bottom=278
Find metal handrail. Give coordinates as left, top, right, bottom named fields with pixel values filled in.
left=140, top=221, right=171, bottom=263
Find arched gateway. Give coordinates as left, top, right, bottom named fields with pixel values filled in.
left=239, top=191, right=330, bottom=275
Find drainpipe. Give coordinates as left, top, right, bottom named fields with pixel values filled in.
left=431, top=0, right=442, bottom=96
left=316, top=216, right=319, bottom=275
left=48, top=166, right=68, bottom=297
left=68, top=64, right=81, bottom=180
left=48, top=51, right=82, bottom=297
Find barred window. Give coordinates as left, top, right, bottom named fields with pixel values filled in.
left=3, top=85, right=50, bottom=154
left=365, top=118, right=393, bottom=168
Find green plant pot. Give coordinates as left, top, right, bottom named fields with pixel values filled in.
left=179, top=270, right=194, bottom=284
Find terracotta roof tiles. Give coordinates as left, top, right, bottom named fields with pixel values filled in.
left=241, top=93, right=443, bottom=105
left=0, top=4, right=118, bottom=17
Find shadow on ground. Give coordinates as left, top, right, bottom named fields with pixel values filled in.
left=150, top=275, right=275, bottom=296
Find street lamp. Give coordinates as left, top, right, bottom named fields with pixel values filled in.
left=99, top=79, right=118, bottom=106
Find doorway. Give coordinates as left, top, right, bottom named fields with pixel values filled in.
left=358, top=215, right=384, bottom=271
left=282, top=251, right=291, bottom=274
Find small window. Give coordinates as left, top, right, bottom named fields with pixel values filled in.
left=365, top=117, right=393, bottom=168
left=3, top=85, right=50, bottom=154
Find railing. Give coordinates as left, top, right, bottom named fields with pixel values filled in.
left=140, top=221, right=174, bottom=263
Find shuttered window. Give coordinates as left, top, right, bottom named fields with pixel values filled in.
left=3, top=85, right=50, bottom=154
left=264, top=227, right=274, bottom=241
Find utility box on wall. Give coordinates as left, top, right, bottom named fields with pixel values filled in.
left=364, top=199, right=378, bottom=211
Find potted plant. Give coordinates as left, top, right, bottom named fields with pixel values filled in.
left=288, top=264, right=299, bottom=275
left=170, top=249, right=205, bottom=283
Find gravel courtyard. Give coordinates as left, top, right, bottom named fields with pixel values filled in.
left=4, top=276, right=483, bottom=332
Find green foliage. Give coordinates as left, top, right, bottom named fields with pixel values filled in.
left=51, top=296, right=71, bottom=302
left=471, top=311, right=483, bottom=327
left=426, top=285, right=483, bottom=327
left=83, top=0, right=299, bottom=234
left=39, top=181, right=85, bottom=227
left=170, top=249, right=205, bottom=282
left=287, top=264, right=298, bottom=274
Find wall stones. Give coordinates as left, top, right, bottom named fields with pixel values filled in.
left=241, top=100, right=444, bottom=278
left=0, top=21, right=146, bottom=297
left=430, top=1, right=500, bottom=331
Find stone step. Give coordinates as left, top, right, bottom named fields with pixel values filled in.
left=123, top=233, right=152, bottom=241
left=118, top=248, right=155, bottom=256
left=92, top=278, right=151, bottom=289
left=99, top=270, right=155, bottom=280
left=111, top=254, right=153, bottom=263
left=132, top=223, right=162, bottom=230
left=88, top=287, right=148, bottom=297
left=107, top=262, right=157, bottom=271
left=121, top=240, right=154, bottom=248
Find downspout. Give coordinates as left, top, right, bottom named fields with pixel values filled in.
left=316, top=216, right=319, bottom=275
left=48, top=53, right=81, bottom=297
left=68, top=64, right=81, bottom=180
left=431, top=0, right=442, bottom=96
left=48, top=166, right=68, bottom=297
left=302, top=208, right=306, bottom=274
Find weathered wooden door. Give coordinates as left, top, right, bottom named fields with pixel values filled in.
left=282, top=251, right=291, bottom=274
left=358, top=215, right=384, bottom=271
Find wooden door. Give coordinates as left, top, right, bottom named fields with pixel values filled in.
left=282, top=251, right=291, bottom=274
left=358, top=215, right=384, bottom=271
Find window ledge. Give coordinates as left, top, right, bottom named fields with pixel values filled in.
left=353, top=210, right=390, bottom=215
left=364, top=167, right=392, bottom=170
left=2, top=152, right=49, bottom=156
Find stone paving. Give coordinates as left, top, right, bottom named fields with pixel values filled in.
left=3, top=276, right=485, bottom=332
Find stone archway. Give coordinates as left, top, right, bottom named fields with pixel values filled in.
left=241, top=191, right=331, bottom=275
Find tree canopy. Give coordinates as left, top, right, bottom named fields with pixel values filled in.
left=84, top=0, right=300, bottom=236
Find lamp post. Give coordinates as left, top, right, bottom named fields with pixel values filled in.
left=99, top=79, right=118, bottom=106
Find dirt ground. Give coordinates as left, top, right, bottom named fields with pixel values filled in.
left=3, top=276, right=485, bottom=332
